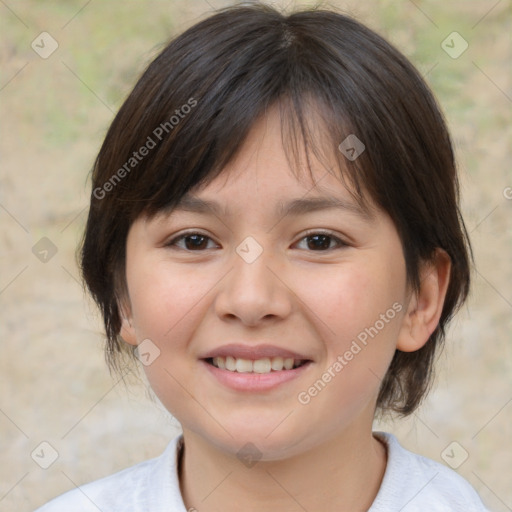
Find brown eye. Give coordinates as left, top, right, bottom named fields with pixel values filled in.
left=167, top=232, right=217, bottom=251
left=295, top=232, right=347, bottom=251
left=183, top=234, right=209, bottom=250
left=307, top=234, right=332, bottom=250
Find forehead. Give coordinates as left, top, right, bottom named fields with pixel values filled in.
left=171, top=106, right=375, bottom=220
left=172, top=191, right=374, bottom=225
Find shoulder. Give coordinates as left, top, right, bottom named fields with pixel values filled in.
left=370, top=432, right=489, bottom=512
left=33, top=435, right=185, bottom=512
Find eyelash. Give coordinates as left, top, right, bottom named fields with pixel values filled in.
left=165, top=230, right=348, bottom=252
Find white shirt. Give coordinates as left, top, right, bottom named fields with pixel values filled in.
left=34, top=432, right=489, bottom=511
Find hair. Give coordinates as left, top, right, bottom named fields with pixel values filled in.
left=80, top=3, right=472, bottom=416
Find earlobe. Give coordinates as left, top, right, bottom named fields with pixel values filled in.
left=119, top=303, right=138, bottom=346
left=397, top=249, right=451, bottom=353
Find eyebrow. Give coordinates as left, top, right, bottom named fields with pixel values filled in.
left=173, top=194, right=372, bottom=221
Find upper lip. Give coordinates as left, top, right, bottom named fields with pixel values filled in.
left=200, top=344, right=312, bottom=361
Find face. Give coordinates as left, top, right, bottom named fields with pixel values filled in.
left=121, top=108, right=412, bottom=460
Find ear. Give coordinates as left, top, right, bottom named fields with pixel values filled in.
left=118, top=300, right=138, bottom=346
left=397, top=249, right=451, bottom=352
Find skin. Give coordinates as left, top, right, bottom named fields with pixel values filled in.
left=120, top=107, right=451, bottom=511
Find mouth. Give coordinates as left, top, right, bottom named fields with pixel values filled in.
left=200, top=344, right=313, bottom=392
left=205, top=356, right=309, bottom=374
left=202, top=358, right=312, bottom=392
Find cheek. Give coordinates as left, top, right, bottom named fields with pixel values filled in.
left=297, top=261, right=403, bottom=341
left=125, top=260, right=215, bottom=417
left=127, top=260, right=211, bottom=341
left=292, top=254, right=406, bottom=398
left=290, top=263, right=404, bottom=429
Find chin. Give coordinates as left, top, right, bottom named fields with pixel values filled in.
left=192, top=416, right=313, bottom=463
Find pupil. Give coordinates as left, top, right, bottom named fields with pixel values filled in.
left=186, top=235, right=207, bottom=250
left=308, top=235, right=330, bottom=250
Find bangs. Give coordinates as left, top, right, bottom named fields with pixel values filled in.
left=104, top=42, right=379, bottom=225
left=141, top=94, right=375, bottom=222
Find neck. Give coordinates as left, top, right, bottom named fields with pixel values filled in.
left=178, top=425, right=387, bottom=512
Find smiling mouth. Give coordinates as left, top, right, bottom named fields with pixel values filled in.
left=205, top=356, right=309, bottom=374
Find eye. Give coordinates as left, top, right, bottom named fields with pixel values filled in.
left=294, top=231, right=347, bottom=251
left=166, top=232, right=219, bottom=251
left=165, top=230, right=347, bottom=252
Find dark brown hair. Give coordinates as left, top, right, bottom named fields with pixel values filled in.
left=80, top=4, right=471, bottom=415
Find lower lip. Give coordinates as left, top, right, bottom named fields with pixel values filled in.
left=201, top=360, right=312, bottom=392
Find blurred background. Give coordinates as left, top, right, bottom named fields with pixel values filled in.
left=1, top=0, right=510, bottom=510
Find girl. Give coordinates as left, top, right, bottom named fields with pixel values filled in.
left=37, top=4, right=489, bottom=511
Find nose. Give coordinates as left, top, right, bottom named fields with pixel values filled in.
left=213, top=245, right=293, bottom=327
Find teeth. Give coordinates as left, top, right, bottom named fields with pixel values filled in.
left=271, top=356, right=284, bottom=370
left=213, top=356, right=225, bottom=369
left=284, top=358, right=294, bottom=370
left=253, top=358, right=271, bottom=373
left=225, top=356, right=236, bottom=371
left=235, top=358, right=253, bottom=373
left=210, top=356, right=304, bottom=373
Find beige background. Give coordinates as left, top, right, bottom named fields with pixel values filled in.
left=1, top=1, right=511, bottom=510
